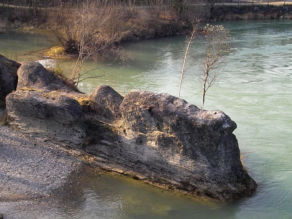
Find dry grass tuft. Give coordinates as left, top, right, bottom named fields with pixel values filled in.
left=19, top=87, right=38, bottom=92
left=44, top=46, right=66, bottom=58
left=75, top=96, right=97, bottom=113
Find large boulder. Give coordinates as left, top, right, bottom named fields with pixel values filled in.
left=6, top=61, right=86, bottom=148
left=0, top=55, right=20, bottom=101
left=84, top=90, right=257, bottom=200
left=6, top=90, right=86, bottom=148
left=17, top=62, right=76, bottom=92
left=5, top=61, right=257, bottom=200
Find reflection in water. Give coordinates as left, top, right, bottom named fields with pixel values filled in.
left=29, top=170, right=240, bottom=219
left=0, top=32, right=54, bottom=62
left=1, top=20, right=292, bottom=218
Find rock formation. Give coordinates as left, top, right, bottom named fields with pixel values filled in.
left=4, top=60, right=257, bottom=200
left=0, top=55, right=20, bottom=102
left=6, top=62, right=86, bottom=148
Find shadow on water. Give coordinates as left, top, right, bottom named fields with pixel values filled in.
left=0, top=168, right=244, bottom=219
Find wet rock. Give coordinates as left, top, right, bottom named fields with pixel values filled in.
left=0, top=54, right=20, bottom=101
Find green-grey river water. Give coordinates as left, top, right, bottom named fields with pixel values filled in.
left=0, top=20, right=292, bottom=218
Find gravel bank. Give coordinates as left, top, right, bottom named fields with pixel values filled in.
left=0, top=108, right=84, bottom=202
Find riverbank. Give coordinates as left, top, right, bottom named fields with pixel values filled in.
left=0, top=108, right=85, bottom=202
left=1, top=3, right=292, bottom=60
left=210, top=4, right=292, bottom=21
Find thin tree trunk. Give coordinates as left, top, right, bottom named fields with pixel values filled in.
left=201, top=66, right=209, bottom=110
left=72, top=9, right=86, bottom=86
left=178, top=28, right=196, bottom=98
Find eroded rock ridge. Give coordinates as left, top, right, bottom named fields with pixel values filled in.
left=2, top=59, right=257, bottom=200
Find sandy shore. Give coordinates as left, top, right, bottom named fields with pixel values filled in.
left=0, top=108, right=84, bottom=202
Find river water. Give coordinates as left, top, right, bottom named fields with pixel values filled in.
left=0, top=20, right=292, bottom=218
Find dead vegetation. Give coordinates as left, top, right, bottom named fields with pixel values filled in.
left=1, top=1, right=209, bottom=85
left=47, top=0, right=208, bottom=55
left=179, top=23, right=231, bottom=109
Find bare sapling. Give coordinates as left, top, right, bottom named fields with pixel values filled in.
left=199, top=24, right=230, bottom=110
left=178, top=26, right=197, bottom=98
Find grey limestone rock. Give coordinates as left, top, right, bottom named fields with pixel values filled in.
left=4, top=61, right=257, bottom=200
left=85, top=90, right=257, bottom=200
left=89, top=84, right=124, bottom=121
left=0, top=54, right=20, bottom=101
left=6, top=61, right=86, bottom=148
left=6, top=90, right=86, bottom=148
left=17, top=62, right=76, bottom=92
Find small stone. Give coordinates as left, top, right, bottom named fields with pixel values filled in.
left=0, top=213, right=4, bottom=219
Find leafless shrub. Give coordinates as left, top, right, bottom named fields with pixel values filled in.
left=179, top=24, right=231, bottom=109
left=178, top=26, right=197, bottom=98
left=48, top=0, right=208, bottom=85
left=199, top=24, right=231, bottom=109
left=49, top=0, right=125, bottom=84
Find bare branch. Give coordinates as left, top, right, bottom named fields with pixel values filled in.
left=78, top=75, right=106, bottom=84
left=200, top=24, right=231, bottom=110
